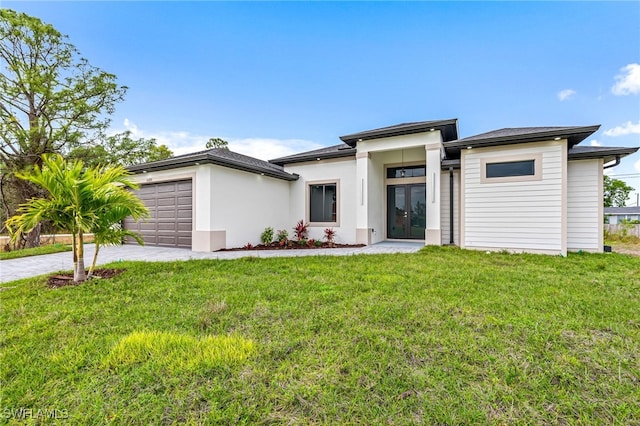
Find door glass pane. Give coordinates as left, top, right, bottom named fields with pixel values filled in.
left=387, top=186, right=406, bottom=238
left=409, top=184, right=426, bottom=239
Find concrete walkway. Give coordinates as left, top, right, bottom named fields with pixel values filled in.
left=0, top=242, right=424, bottom=283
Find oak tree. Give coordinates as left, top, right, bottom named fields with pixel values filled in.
left=0, top=9, right=126, bottom=246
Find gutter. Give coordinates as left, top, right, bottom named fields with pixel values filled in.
left=603, top=156, right=621, bottom=169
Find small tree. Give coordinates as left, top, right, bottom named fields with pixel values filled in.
left=6, top=154, right=147, bottom=282
left=604, top=176, right=634, bottom=207
left=206, top=138, right=229, bottom=150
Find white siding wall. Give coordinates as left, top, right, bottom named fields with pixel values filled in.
left=440, top=170, right=460, bottom=245
left=567, top=159, right=603, bottom=252
left=284, top=158, right=357, bottom=244
left=461, top=140, right=566, bottom=254
left=210, top=166, right=291, bottom=248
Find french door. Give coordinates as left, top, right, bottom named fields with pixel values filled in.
left=387, top=184, right=426, bottom=239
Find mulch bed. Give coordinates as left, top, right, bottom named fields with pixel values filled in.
left=47, top=268, right=126, bottom=288
left=219, top=242, right=365, bottom=252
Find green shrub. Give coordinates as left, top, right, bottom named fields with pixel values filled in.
left=260, top=227, right=274, bottom=245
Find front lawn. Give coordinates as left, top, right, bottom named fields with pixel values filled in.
left=1, top=247, right=638, bottom=424
left=0, top=243, right=71, bottom=260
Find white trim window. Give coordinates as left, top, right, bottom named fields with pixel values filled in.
left=307, top=181, right=339, bottom=226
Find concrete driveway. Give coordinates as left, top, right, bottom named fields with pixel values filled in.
left=0, top=242, right=424, bottom=283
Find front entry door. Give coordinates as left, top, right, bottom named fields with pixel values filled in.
left=387, top=184, right=426, bottom=239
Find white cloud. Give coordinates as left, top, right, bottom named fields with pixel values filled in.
left=603, top=120, right=640, bottom=137
left=111, top=119, right=322, bottom=161
left=230, top=138, right=323, bottom=161
left=557, top=89, right=576, bottom=101
left=635, top=158, right=640, bottom=173
left=589, top=139, right=601, bottom=147
left=611, top=63, right=640, bottom=95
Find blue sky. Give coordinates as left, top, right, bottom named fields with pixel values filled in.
left=6, top=1, right=640, bottom=203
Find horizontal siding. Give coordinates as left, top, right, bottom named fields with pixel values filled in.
left=462, top=142, right=564, bottom=252
left=567, top=160, right=600, bottom=251
left=440, top=170, right=459, bottom=244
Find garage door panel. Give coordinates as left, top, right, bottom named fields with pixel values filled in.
left=157, top=209, right=177, bottom=219
left=157, top=197, right=177, bottom=207
left=177, top=223, right=191, bottom=232
left=157, top=183, right=178, bottom=193
left=157, top=222, right=178, bottom=231
left=125, top=179, right=192, bottom=248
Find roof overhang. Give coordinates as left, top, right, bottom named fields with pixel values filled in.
left=444, top=125, right=601, bottom=157
left=339, top=119, right=459, bottom=146
left=127, top=152, right=299, bottom=181
left=269, top=146, right=356, bottom=166
left=568, top=146, right=639, bottom=164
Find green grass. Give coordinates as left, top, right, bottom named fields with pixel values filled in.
left=0, top=243, right=71, bottom=260
left=1, top=247, right=639, bottom=424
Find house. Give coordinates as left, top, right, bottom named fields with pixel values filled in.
left=125, top=119, right=639, bottom=255
left=604, top=206, right=640, bottom=224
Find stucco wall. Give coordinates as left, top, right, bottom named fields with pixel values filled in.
left=567, top=159, right=603, bottom=252
left=284, top=158, right=357, bottom=244
left=210, top=166, right=291, bottom=248
left=461, top=140, right=566, bottom=255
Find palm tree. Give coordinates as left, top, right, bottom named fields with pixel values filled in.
left=6, top=154, right=148, bottom=282
left=86, top=168, right=147, bottom=278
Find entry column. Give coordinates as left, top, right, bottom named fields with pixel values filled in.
left=355, top=152, right=371, bottom=245
left=425, top=143, right=442, bottom=245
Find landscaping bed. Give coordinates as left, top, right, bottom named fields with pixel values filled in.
left=219, top=242, right=365, bottom=251
left=47, top=268, right=126, bottom=288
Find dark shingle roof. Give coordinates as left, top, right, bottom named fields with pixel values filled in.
left=269, top=144, right=356, bottom=166
left=604, top=206, right=640, bottom=215
left=444, top=125, right=601, bottom=156
left=568, top=145, right=639, bottom=162
left=127, top=148, right=298, bottom=181
left=339, top=119, right=458, bottom=146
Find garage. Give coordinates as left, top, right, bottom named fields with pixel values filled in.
left=124, top=179, right=193, bottom=248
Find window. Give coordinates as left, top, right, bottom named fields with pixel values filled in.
left=486, top=160, right=535, bottom=178
left=309, top=183, right=337, bottom=224
left=480, top=154, right=542, bottom=183
left=386, top=165, right=426, bottom=179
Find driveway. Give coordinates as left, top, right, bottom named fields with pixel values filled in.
left=0, top=242, right=424, bottom=283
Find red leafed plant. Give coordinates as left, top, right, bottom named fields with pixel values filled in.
left=324, top=228, right=336, bottom=247
left=243, top=242, right=254, bottom=250
left=293, top=220, right=308, bottom=241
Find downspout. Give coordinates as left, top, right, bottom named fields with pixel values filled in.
left=449, top=167, right=454, bottom=245
left=603, top=156, right=621, bottom=169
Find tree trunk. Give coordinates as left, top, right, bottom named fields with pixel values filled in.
left=72, top=232, right=78, bottom=278
left=87, top=243, right=100, bottom=280
left=24, top=224, right=42, bottom=248
left=74, top=230, right=86, bottom=282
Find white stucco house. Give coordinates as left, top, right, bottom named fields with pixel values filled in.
left=125, top=119, right=638, bottom=255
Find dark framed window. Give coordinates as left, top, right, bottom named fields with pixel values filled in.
left=386, top=165, right=426, bottom=179
left=309, top=183, right=337, bottom=223
left=486, top=160, right=535, bottom=178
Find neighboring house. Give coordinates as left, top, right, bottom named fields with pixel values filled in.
left=604, top=206, right=640, bottom=224
left=125, top=119, right=639, bottom=255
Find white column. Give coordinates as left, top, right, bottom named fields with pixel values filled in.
left=425, top=144, right=442, bottom=245
left=355, top=152, right=371, bottom=244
